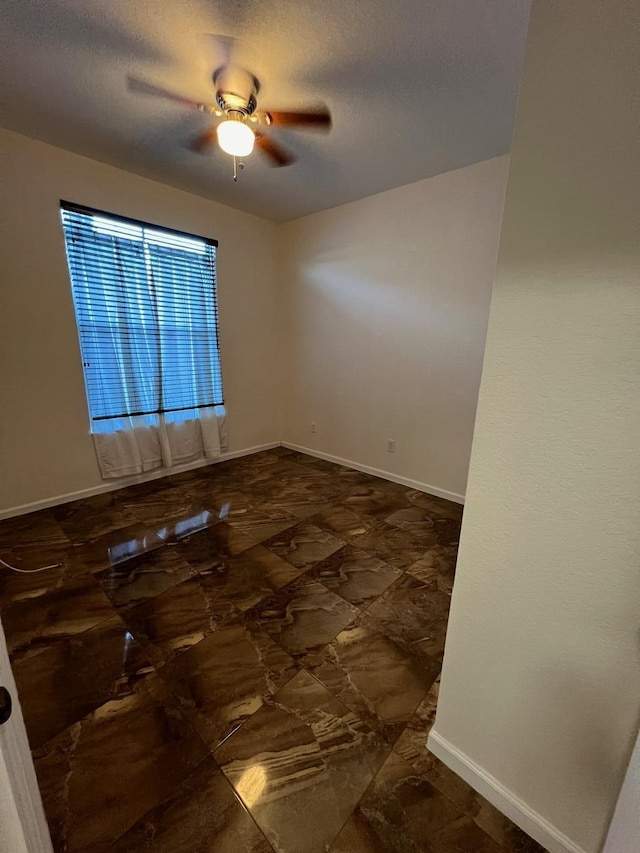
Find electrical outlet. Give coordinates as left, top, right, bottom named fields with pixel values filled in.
left=311, top=422, right=317, bottom=434
left=387, top=439, right=396, bottom=453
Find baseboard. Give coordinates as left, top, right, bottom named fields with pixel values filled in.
left=281, top=442, right=465, bottom=505
left=427, top=730, right=586, bottom=853
left=0, top=440, right=464, bottom=519
left=0, top=443, right=280, bottom=520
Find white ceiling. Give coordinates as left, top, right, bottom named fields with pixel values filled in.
left=1, top=0, right=531, bottom=221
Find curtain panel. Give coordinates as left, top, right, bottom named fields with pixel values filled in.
left=60, top=204, right=226, bottom=479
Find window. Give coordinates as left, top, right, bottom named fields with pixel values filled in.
left=60, top=202, right=223, bottom=426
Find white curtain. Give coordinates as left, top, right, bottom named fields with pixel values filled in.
left=92, top=405, right=227, bottom=479
left=60, top=208, right=226, bottom=481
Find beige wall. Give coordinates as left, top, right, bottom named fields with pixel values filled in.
left=603, top=728, right=640, bottom=853
left=431, top=1, right=640, bottom=851
left=0, top=129, right=281, bottom=512
left=0, top=131, right=509, bottom=514
left=280, top=156, right=509, bottom=500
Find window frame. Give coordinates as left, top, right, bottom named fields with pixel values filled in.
left=59, top=201, right=223, bottom=424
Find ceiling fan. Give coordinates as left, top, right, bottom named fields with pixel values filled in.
left=127, top=65, right=331, bottom=180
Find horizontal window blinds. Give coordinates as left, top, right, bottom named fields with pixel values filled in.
left=60, top=203, right=223, bottom=421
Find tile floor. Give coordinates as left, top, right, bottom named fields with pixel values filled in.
left=0, top=448, right=544, bottom=852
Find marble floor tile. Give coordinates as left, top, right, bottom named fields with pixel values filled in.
left=327, top=810, right=390, bottom=852
left=120, top=575, right=237, bottom=665
left=51, top=493, right=140, bottom=543
left=393, top=676, right=440, bottom=770
left=0, top=540, right=71, bottom=578
left=330, top=750, right=503, bottom=853
left=342, top=483, right=411, bottom=520
left=68, top=522, right=165, bottom=573
left=283, top=455, right=356, bottom=490
left=170, top=465, right=222, bottom=487
left=404, top=754, right=545, bottom=852
left=0, top=555, right=88, bottom=611
left=4, top=448, right=540, bottom=853
left=406, top=545, right=458, bottom=595
left=2, top=571, right=115, bottom=663
left=305, top=457, right=351, bottom=475
left=257, top=454, right=307, bottom=472
left=215, top=669, right=390, bottom=853
left=308, top=544, right=402, bottom=609
left=351, top=521, right=430, bottom=571
left=119, top=485, right=202, bottom=527
left=474, top=802, right=547, bottom=852
left=336, top=467, right=382, bottom=491
left=32, top=672, right=208, bottom=853
left=12, top=613, right=153, bottom=749
left=365, top=573, right=452, bottom=661
left=268, top=446, right=295, bottom=458
left=170, top=471, right=232, bottom=499
left=203, top=489, right=255, bottom=518
left=402, top=749, right=476, bottom=822
left=407, top=547, right=455, bottom=591
left=153, top=506, right=222, bottom=542
left=176, top=522, right=255, bottom=570
left=263, top=522, right=345, bottom=571
left=306, top=615, right=441, bottom=743
left=309, top=505, right=379, bottom=541
left=284, top=450, right=333, bottom=469
left=94, top=546, right=196, bottom=609
left=235, top=449, right=284, bottom=470
left=390, top=495, right=463, bottom=548
left=285, top=470, right=354, bottom=505
left=225, top=506, right=300, bottom=546
left=108, top=758, right=273, bottom=852
left=385, top=505, right=440, bottom=546
left=256, top=481, right=330, bottom=517
left=394, top=699, right=545, bottom=853
left=279, top=449, right=316, bottom=466
left=405, top=489, right=464, bottom=521
left=224, top=460, right=283, bottom=491
left=0, top=508, right=69, bottom=549
left=198, top=544, right=303, bottom=613
left=0, top=509, right=71, bottom=572
left=157, top=621, right=298, bottom=749
left=244, top=576, right=359, bottom=657
left=431, top=515, right=464, bottom=547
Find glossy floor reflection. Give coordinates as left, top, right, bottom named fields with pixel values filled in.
left=0, top=448, right=544, bottom=852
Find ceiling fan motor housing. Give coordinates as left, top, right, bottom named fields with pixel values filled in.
left=213, top=66, right=259, bottom=115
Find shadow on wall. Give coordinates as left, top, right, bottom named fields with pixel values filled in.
left=510, top=659, right=640, bottom=848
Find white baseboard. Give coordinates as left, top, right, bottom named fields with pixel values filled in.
left=0, top=441, right=464, bottom=520
left=0, top=443, right=279, bottom=521
left=281, top=442, right=465, bottom=505
left=427, top=730, right=586, bottom=853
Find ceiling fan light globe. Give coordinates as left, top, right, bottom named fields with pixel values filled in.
left=217, top=120, right=255, bottom=157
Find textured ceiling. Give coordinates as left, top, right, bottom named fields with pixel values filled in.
left=1, top=0, right=531, bottom=221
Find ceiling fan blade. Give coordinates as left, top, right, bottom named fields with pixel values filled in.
left=126, top=76, right=217, bottom=113
left=188, top=128, right=219, bottom=154
left=254, top=132, right=296, bottom=167
left=258, top=108, right=332, bottom=130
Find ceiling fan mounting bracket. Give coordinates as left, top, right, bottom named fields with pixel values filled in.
left=213, top=66, right=260, bottom=116
left=215, top=90, right=257, bottom=115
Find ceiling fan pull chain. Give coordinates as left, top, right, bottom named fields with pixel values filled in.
left=232, top=157, right=245, bottom=182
